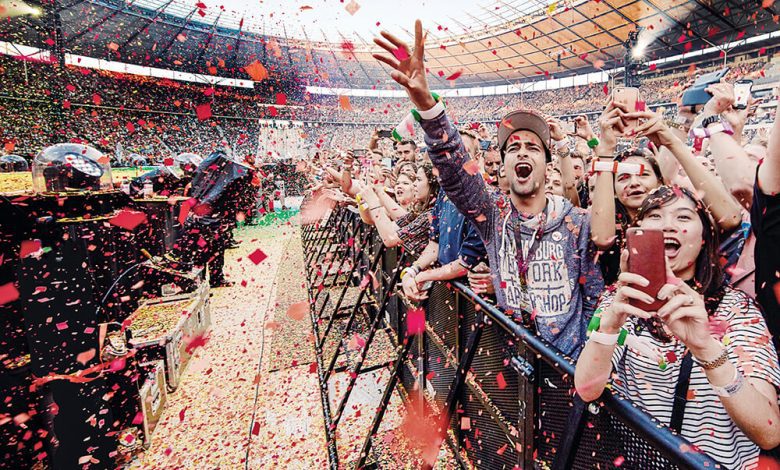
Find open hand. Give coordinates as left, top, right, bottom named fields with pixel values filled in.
left=373, top=20, right=436, bottom=111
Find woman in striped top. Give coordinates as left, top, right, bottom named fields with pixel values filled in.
left=575, top=186, right=780, bottom=469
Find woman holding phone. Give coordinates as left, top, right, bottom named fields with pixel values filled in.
left=575, top=186, right=780, bottom=469
left=590, top=98, right=742, bottom=284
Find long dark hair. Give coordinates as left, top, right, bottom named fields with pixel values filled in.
left=411, top=162, right=439, bottom=217
left=632, top=185, right=725, bottom=339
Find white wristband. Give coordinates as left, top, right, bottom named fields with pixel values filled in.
left=416, top=99, right=446, bottom=120
left=588, top=330, right=619, bottom=346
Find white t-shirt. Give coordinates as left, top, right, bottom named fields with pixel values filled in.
left=598, top=287, right=780, bottom=470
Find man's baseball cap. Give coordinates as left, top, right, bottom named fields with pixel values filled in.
left=496, top=110, right=551, bottom=161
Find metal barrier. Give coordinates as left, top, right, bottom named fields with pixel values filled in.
left=301, top=203, right=719, bottom=470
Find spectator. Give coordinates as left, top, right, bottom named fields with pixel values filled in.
left=372, top=22, right=604, bottom=358
left=575, top=185, right=780, bottom=469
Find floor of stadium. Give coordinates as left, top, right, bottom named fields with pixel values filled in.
left=124, top=203, right=455, bottom=469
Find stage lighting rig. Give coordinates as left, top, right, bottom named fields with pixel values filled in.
left=624, top=27, right=644, bottom=88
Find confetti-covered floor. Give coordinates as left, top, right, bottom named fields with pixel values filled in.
left=127, top=212, right=459, bottom=469
left=128, top=217, right=329, bottom=469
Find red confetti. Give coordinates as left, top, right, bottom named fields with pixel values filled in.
left=247, top=249, right=268, bottom=265
left=109, top=210, right=147, bottom=231
left=251, top=421, right=261, bottom=435
left=496, top=372, right=507, bottom=390
left=195, top=103, right=212, bottom=121
left=407, top=307, right=425, bottom=336
left=76, top=348, right=96, bottom=365
left=463, top=159, right=480, bottom=175
left=392, top=48, right=409, bottom=61
left=445, top=70, right=463, bottom=81
left=20, top=240, right=41, bottom=258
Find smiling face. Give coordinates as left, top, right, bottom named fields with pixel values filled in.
left=394, top=173, right=415, bottom=207
left=637, top=196, right=703, bottom=280
left=615, top=156, right=661, bottom=213
left=503, top=130, right=547, bottom=200
left=414, top=167, right=431, bottom=204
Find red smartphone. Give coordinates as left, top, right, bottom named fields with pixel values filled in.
left=625, top=228, right=667, bottom=312
left=612, top=87, right=641, bottom=133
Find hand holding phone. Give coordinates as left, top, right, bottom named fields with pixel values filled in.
left=733, top=79, right=753, bottom=110
left=612, top=87, right=642, bottom=134
left=625, top=228, right=667, bottom=312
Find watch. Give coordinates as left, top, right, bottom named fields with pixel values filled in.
left=701, top=114, right=721, bottom=128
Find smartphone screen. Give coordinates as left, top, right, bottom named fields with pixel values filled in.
left=733, top=80, right=753, bottom=110
left=382, top=157, right=393, bottom=169
left=626, top=228, right=667, bottom=312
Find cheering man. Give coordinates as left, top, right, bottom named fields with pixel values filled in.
left=373, top=21, right=604, bottom=358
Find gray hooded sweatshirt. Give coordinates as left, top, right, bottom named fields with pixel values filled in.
left=420, top=111, right=604, bottom=358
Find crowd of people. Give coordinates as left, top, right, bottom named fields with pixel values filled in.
left=1, top=52, right=775, bottom=162
left=302, top=24, right=780, bottom=469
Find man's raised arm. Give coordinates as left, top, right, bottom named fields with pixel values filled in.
left=372, top=20, right=495, bottom=238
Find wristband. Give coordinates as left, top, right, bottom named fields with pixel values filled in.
left=590, top=160, right=645, bottom=175
left=401, top=266, right=419, bottom=280
left=587, top=328, right=628, bottom=346
left=587, top=137, right=600, bottom=149
left=710, top=368, right=746, bottom=397
left=587, top=309, right=602, bottom=333
left=705, top=122, right=734, bottom=137
left=413, top=93, right=444, bottom=121
left=588, top=330, right=618, bottom=345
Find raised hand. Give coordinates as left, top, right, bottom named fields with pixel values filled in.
left=622, top=109, right=679, bottom=149
left=373, top=20, right=436, bottom=111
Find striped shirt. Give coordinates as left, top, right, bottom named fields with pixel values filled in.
left=598, top=287, right=780, bottom=470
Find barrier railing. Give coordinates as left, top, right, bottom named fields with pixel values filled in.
left=301, top=203, right=719, bottom=470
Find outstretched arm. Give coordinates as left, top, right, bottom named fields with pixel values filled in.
left=372, top=20, right=495, bottom=240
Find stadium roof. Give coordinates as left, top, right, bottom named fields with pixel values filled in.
left=3, top=0, right=779, bottom=89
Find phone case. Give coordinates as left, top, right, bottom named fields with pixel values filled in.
left=612, top=87, right=640, bottom=132
left=626, top=228, right=667, bottom=312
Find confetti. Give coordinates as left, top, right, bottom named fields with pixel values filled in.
left=245, top=60, right=269, bottom=81
left=247, top=249, right=268, bottom=265
left=286, top=301, right=309, bottom=321
left=344, top=0, right=360, bottom=15
left=195, top=103, right=212, bottom=121
left=109, top=209, right=147, bottom=230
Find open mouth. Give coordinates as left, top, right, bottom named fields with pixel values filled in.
left=664, top=238, right=681, bottom=258
left=628, top=188, right=646, bottom=198
left=514, top=162, right=533, bottom=179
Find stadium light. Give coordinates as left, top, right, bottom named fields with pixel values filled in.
left=0, top=0, right=40, bottom=18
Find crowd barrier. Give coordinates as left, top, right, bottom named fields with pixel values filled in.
left=301, top=201, right=719, bottom=470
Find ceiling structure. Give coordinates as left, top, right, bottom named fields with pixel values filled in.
left=2, top=0, right=778, bottom=90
